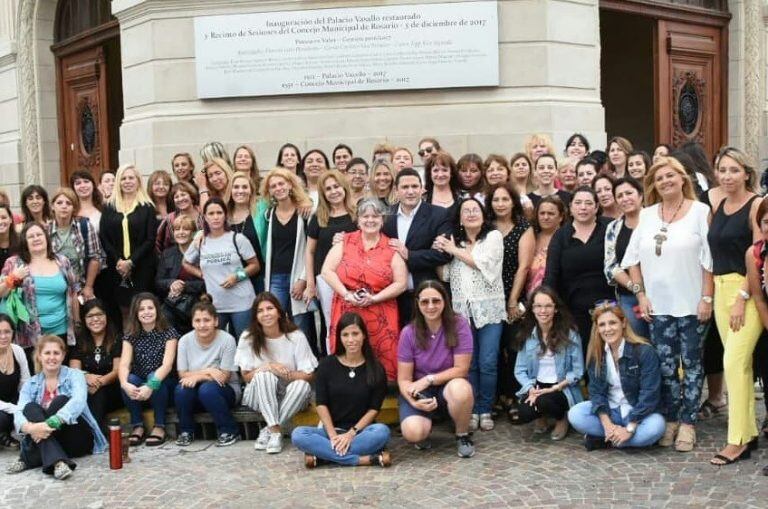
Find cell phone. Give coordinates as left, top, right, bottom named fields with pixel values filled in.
left=413, top=391, right=432, bottom=401
left=354, top=288, right=370, bottom=299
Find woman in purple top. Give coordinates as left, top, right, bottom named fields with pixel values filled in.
left=397, top=280, right=475, bottom=458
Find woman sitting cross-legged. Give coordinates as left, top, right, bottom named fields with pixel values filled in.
left=397, top=280, right=476, bottom=458
left=235, top=292, right=317, bottom=454
left=514, top=286, right=584, bottom=441
left=7, top=335, right=107, bottom=480
left=568, top=301, right=665, bottom=450
left=118, top=293, right=178, bottom=447
left=292, top=312, right=391, bottom=468
left=174, top=295, right=241, bottom=447
left=0, top=314, right=30, bottom=449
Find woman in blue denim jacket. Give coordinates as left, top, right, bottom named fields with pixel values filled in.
left=568, top=301, right=665, bottom=450
left=514, top=286, right=584, bottom=440
left=7, top=335, right=107, bottom=480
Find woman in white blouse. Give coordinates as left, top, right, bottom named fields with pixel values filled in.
left=622, top=156, right=713, bottom=453
left=434, top=197, right=505, bottom=432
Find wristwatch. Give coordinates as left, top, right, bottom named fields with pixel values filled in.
left=629, top=282, right=643, bottom=295
left=738, top=289, right=751, bottom=301
left=701, top=295, right=713, bottom=304
left=626, top=422, right=637, bottom=434
left=426, top=374, right=436, bottom=386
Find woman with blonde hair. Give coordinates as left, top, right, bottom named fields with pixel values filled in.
left=392, top=147, right=414, bottom=173
left=260, top=168, right=316, bottom=341
left=568, top=301, right=665, bottom=450
left=305, top=170, right=358, bottom=353
left=195, top=157, right=234, bottom=208
left=623, top=156, right=712, bottom=452
left=99, top=165, right=158, bottom=325
left=171, top=153, right=195, bottom=184
left=227, top=171, right=264, bottom=289
left=606, top=136, right=634, bottom=178
left=524, top=133, right=556, bottom=164
left=368, top=160, right=397, bottom=207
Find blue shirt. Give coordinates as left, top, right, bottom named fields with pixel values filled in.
left=14, top=366, right=107, bottom=454
left=33, top=273, right=68, bottom=334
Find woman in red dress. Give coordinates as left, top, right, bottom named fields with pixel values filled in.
left=321, top=198, right=407, bottom=380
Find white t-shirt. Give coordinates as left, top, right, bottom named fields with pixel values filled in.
left=536, top=350, right=558, bottom=384
left=184, top=232, right=256, bottom=313
left=177, top=330, right=241, bottom=401
left=234, top=330, right=318, bottom=374
left=621, top=201, right=712, bottom=317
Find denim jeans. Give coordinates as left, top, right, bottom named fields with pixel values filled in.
left=291, top=424, right=391, bottom=466
left=218, top=310, right=251, bottom=341
left=270, top=272, right=316, bottom=348
left=174, top=381, right=238, bottom=436
left=649, top=315, right=706, bottom=425
left=121, top=373, right=175, bottom=428
left=469, top=321, right=503, bottom=414
left=568, top=401, right=666, bottom=448
left=617, top=292, right=650, bottom=339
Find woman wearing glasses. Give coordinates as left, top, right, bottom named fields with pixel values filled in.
left=514, top=286, right=583, bottom=440
left=568, top=301, right=664, bottom=450
left=622, top=156, right=712, bottom=452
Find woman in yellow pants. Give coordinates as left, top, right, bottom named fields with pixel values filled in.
left=707, top=147, right=762, bottom=466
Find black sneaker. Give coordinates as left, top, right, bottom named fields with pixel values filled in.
left=216, top=433, right=239, bottom=447
left=456, top=434, right=475, bottom=458
left=0, top=433, right=19, bottom=449
left=584, top=434, right=609, bottom=451
left=176, top=432, right=194, bottom=447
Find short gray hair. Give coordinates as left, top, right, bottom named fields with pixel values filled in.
left=356, top=197, right=387, bottom=217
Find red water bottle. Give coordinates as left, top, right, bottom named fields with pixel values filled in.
left=109, top=418, right=123, bottom=470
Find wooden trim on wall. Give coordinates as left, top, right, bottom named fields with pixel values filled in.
left=51, top=20, right=119, bottom=57
left=600, top=0, right=730, bottom=27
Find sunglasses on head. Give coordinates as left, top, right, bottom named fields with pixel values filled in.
left=418, top=146, right=435, bottom=157
left=589, top=299, right=619, bottom=317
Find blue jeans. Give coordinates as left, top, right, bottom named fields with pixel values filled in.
left=291, top=424, right=391, bottom=466
left=121, top=373, right=175, bottom=428
left=270, top=272, right=316, bottom=345
left=218, top=309, right=251, bottom=340
left=617, top=292, right=650, bottom=339
left=568, top=401, right=666, bottom=448
left=469, top=321, right=503, bottom=414
left=174, top=381, right=238, bottom=436
left=650, top=315, right=706, bottom=425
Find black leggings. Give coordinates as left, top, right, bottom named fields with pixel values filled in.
left=497, top=321, right=522, bottom=400
left=20, top=395, right=94, bottom=475
left=0, top=411, right=13, bottom=435
left=517, top=382, right=570, bottom=422
left=88, top=383, right=123, bottom=435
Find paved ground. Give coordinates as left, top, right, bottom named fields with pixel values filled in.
left=0, top=406, right=767, bottom=509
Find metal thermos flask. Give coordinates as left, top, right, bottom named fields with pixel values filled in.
left=109, top=418, right=123, bottom=470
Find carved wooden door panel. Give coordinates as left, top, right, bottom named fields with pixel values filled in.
left=656, top=21, right=725, bottom=158
left=57, top=46, right=110, bottom=184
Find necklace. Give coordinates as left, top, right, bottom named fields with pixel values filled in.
left=94, top=345, right=103, bottom=364
left=654, top=199, right=684, bottom=256
left=340, top=356, right=365, bottom=379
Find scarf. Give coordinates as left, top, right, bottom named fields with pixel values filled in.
left=121, top=200, right=138, bottom=259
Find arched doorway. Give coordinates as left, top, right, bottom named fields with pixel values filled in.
left=53, top=0, right=123, bottom=184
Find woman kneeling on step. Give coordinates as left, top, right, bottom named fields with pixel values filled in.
left=7, top=335, right=107, bottom=480
left=568, top=301, right=665, bottom=450
left=514, top=286, right=584, bottom=441
left=236, top=292, right=317, bottom=454
left=292, top=312, right=390, bottom=467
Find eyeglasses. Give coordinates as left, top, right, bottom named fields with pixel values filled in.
left=85, top=312, right=106, bottom=320
left=418, top=298, right=443, bottom=306
left=418, top=147, right=435, bottom=157
left=461, top=208, right=482, bottom=217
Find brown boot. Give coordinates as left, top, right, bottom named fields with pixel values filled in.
left=675, top=424, right=696, bottom=452
left=658, top=422, right=679, bottom=447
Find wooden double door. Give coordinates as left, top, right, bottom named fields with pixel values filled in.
left=54, top=22, right=123, bottom=185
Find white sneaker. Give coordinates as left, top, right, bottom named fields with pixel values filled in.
left=479, top=413, right=494, bottom=431
left=266, top=432, right=283, bottom=454
left=469, top=414, right=479, bottom=432
left=254, top=426, right=270, bottom=451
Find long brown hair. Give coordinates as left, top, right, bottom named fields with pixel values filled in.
left=585, top=302, right=649, bottom=376
left=316, top=170, right=356, bottom=227
left=246, top=292, right=298, bottom=358
left=77, top=298, right=118, bottom=358
left=335, top=312, right=385, bottom=387
left=125, top=292, right=171, bottom=337
left=516, top=286, right=576, bottom=352
left=411, top=280, right=458, bottom=350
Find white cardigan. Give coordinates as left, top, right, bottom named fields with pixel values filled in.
left=263, top=208, right=309, bottom=317
left=0, top=344, right=31, bottom=414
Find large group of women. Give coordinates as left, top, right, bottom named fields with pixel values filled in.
left=0, top=134, right=767, bottom=479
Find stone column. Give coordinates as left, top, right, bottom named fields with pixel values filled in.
left=112, top=0, right=606, bottom=171
left=742, top=0, right=760, bottom=165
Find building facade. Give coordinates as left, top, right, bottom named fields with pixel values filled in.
left=0, top=0, right=766, bottom=199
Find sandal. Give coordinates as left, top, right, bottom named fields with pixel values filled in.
left=145, top=428, right=166, bottom=447
left=128, top=426, right=145, bottom=446
left=710, top=447, right=751, bottom=466
left=507, top=406, right=522, bottom=425
left=698, top=400, right=726, bottom=420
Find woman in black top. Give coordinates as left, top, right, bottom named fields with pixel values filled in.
left=603, top=177, right=648, bottom=338
left=291, top=312, right=390, bottom=468
left=69, top=299, right=122, bottom=434
left=706, top=147, right=762, bottom=466
left=544, top=186, right=612, bottom=355
left=488, top=182, right=534, bottom=417
left=99, top=165, right=158, bottom=327
left=528, top=154, right=572, bottom=209
left=0, top=314, right=30, bottom=448
left=304, top=170, right=358, bottom=355
left=0, top=204, right=19, bottom=270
